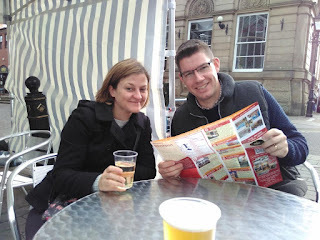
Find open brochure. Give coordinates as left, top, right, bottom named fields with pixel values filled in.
left=152, top=102, right=283, bottom=187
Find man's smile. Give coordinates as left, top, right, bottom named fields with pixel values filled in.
left=196, top=83, right=208, bottom=90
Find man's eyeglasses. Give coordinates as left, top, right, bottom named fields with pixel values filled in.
left=180, top=61, right=212, bottom=80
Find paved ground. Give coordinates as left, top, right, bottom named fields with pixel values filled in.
left=0, top=102, right=320, bottom=240
left=0, top=103, right=29, bottom=240
left=289, top=113, right=320, bottom=201
left=0, top=103, right=12, bottom=138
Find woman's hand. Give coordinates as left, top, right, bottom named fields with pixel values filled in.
left=158, top=160, right=183, bottom=179
left=261, top=128, right=289, bottom=158
left=98, top=165, right=126, bottom=192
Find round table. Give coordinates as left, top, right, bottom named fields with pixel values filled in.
left=34, top=178, right=320, bottom=240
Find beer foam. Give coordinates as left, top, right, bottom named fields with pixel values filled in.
left=159, top=197, right=221, bottom=232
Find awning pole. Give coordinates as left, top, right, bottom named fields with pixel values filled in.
left=166, top=0, right=176, bottom=137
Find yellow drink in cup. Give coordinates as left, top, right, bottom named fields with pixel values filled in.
left=162, top=221, right=214, bottom=239
left=113, top=150, right=138, bottom=189
left=159, top=198, right=221, bottom=240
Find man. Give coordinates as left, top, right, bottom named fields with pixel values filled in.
left=158, top=39, right=308, bottom=196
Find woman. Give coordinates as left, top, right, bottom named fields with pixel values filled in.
left=25, top=59, right=156, bottom=239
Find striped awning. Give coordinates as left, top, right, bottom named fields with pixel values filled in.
left=5, top=0, right=168, bottom=152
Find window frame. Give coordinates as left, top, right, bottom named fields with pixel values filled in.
left=233, top=12, right=269, bottom=72
left=187, top=18, right=213, bottom=47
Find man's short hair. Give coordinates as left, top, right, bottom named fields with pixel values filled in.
left=175, top=39, right=214, bottom=72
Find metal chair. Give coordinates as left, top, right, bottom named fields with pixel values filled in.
left=0, top=130, right=53, bottom=219
left=302, top=161, right=320, bottom=203
left=7, top=153, right=57, bottom=240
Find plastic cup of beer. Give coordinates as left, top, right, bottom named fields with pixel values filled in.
left=159, top=197, right=221, bottom=240
left=113, top=150, right=138, bottom=189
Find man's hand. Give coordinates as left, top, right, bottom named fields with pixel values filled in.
left=158, top=160, right=184, bottom=179
left=98, top=166, right=126, bottom=192
left=261, top=128, right=289, bottom=158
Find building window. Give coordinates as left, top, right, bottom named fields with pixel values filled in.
left=188, top=19, right=213, bottom=47
left=233, top=13, right=268, bottom=72
left=5, top=34, right=7, bottom=48
left=0, top=35, right=2, bottom=49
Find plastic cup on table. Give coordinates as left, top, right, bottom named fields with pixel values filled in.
left=113, top=150, right=138, bottom=189
left=159, top=197, right=221, bottom=240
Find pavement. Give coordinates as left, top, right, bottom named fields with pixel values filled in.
left=288, top=112, right=320, bottom=201
left=0, top=102, right=320, bottom=240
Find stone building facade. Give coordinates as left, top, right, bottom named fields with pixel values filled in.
left=0, top=27, right=8, bottom=67
left=166, top=0, right=320, bottom=116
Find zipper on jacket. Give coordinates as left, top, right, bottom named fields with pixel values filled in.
left=217, top=96, right=225, bottom=119
left=190, top=112, right=209, bottom=124
left=189, top=95, right=224, bottom=124
left=217, top=103, right=222, bottom=119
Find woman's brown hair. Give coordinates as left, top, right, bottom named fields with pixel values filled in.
left=95, top=59, right=150, bottom=107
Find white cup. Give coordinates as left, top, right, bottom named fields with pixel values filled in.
left=159, top=197, right=221, bottom=240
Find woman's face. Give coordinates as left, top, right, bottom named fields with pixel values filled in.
left=109, top=73, right=148, bottom=120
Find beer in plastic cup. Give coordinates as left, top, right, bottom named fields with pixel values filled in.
left=159, top=197, right=221, bottom=240
left=113, top=150, right=138, bottom=189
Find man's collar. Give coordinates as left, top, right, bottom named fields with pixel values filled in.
left=218, top=72, right=235, bottom=98
left=186, top=72, right=235, bottom=113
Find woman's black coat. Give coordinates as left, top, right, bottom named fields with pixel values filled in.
left=26, top=100, right=156, bottom=210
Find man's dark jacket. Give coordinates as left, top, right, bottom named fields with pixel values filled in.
left=171, top=73, right=308, bottom=195
left=172, top=73, right=269, bottom=136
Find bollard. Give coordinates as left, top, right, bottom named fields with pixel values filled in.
left=25, top=76, right=50, bottom=138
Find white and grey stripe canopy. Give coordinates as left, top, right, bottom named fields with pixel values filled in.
left=5, top=0, right=168, bottom=152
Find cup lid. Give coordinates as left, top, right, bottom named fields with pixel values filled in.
left=159, top=197, right=221, bottom=232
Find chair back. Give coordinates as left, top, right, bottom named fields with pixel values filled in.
left=0, top=130, right=52, bottom=187
left=6, top=153, right=57, bottom=240
left=0, top=130, right=53, bottom=221
left=303, top=161, right=320, bottom=203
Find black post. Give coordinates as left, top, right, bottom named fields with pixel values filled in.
left=306, top=29, right=319, bottom=117
left=25, top=76, right=50, bottom=138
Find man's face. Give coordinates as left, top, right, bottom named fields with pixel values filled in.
left=178, top=51, right=221, bottom=108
